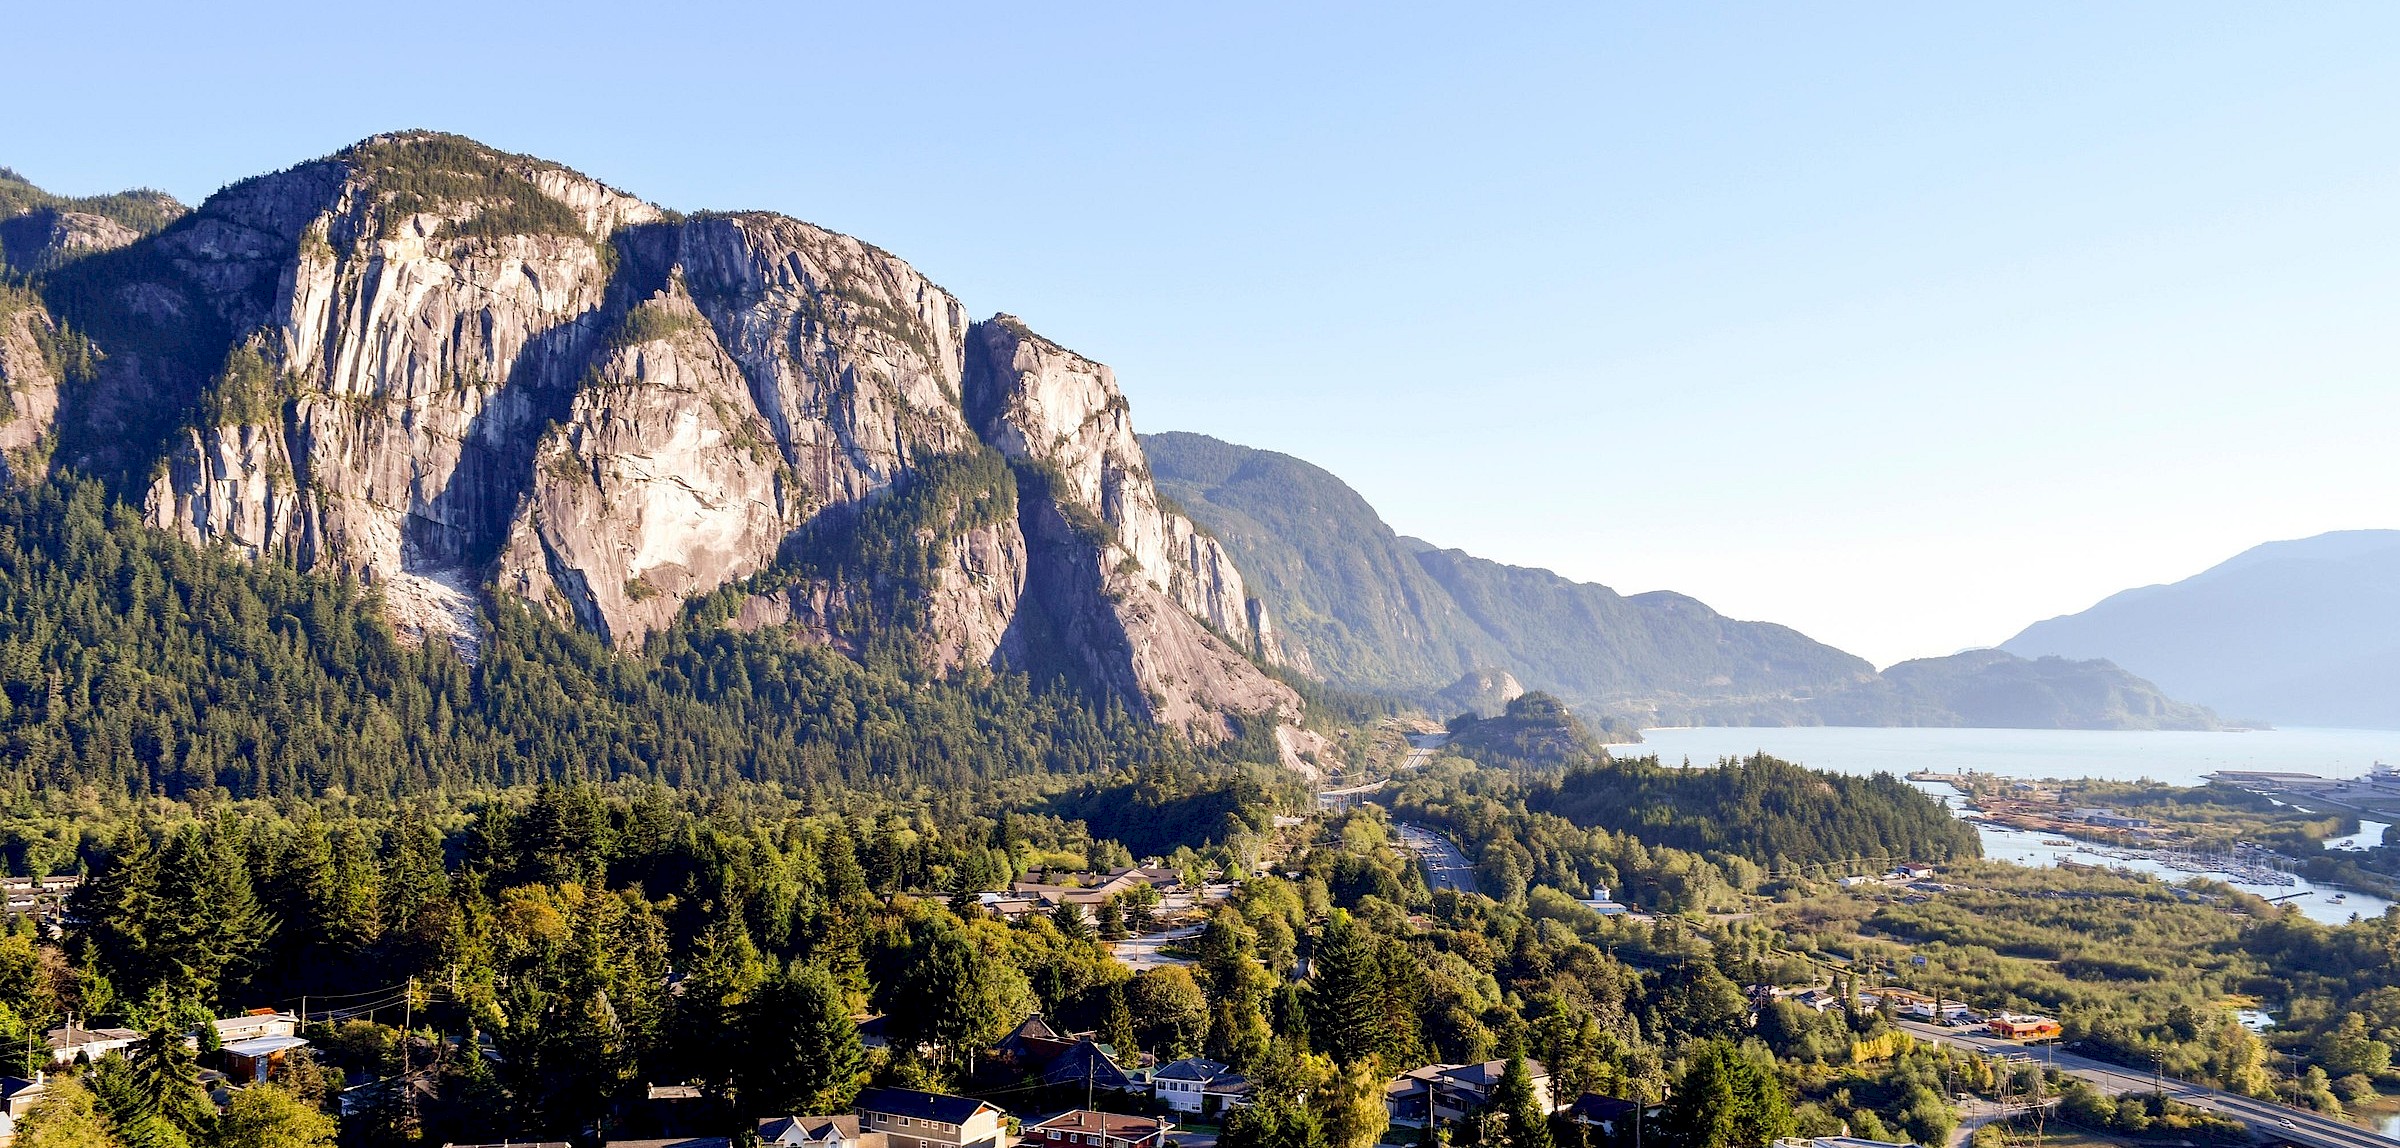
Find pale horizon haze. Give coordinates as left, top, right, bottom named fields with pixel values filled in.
left=6, top=3, right=2396, bottom=667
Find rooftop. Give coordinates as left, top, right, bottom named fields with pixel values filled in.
left=1031, top=1111, right=1168, bottom=1136
left=855, top=1087, right=1002, bottom=1126
left=223, top=1035, right=310, bottom=1057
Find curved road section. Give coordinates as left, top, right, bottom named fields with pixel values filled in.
left=1396, top=822, right=1478, bottom=895
left=1900, top=1020, right=2395, bottom=1148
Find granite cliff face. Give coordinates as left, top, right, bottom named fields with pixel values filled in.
left=0, top=289, right=66, bottom=484
left=0, top=134, right=1302, bottom=750
left=964, top=319, right=1305, bottom=743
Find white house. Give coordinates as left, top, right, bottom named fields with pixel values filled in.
left=759, top=1114, right=887, bottom=1148
left=1150, top=1057, right=1251, bottom=1116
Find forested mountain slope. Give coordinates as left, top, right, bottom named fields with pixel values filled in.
left=0, top=477, right=1262, bottom=803
left=1145, top=431, right=1875, bottom=728
left=1148, top=431, right=2213, bottom=731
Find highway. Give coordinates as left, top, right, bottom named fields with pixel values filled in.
left=1395, top=822, right=1479, bottom=894
left=1317, top=732, right=1449, bottom=809
left=1899, top=1021, right=2395, bottom=1148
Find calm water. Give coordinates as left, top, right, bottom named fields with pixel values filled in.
left=1619, top=726, right=2400, bottom=786
left=1617, top=726, right=2400, bottom=927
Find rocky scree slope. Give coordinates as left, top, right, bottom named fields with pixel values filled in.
left=0, top=134, right=1310, bottom=756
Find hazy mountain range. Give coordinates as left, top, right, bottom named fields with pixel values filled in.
left=1147, top=432, right=2221, bottom=733
left=2005, top=530, right=2400, bottom=729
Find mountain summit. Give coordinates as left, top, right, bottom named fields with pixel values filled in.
left=0, top=133, right=1316, bottom=758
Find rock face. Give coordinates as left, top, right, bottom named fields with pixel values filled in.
left=5, top=133, right=1303, bottom=747
left=497, top=281, right=790, bottom=647
left=965, top=317, right=1303, bottom=742
left=967, top=318, right=1279, bottom=662
left=0, top=288, right=66, bottom=483
left=0, top=209, right=144, bottom=275
left=1438, top=668, right=1526, bottom=720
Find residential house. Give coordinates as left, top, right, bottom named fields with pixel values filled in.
left=1151, top=1057, right=1251, bottom=1117
left=993, top=1015, right=1069, bottom=1069
left=222, top=1035, right=311, bottom=1084
left=0, top=1073, right=48, bottom=1147
left=45, top=1023, right=141, bottom=1065
left=1562, top=1093, right=1637, bottom=1137
left=992, top=1016, right=1137, bottom=1091
left=1894, top=865, right=1936, bottom=881
left=1385, top=1060, right=1555, bottom=1129
left=212, top=1011, right=301, bottom=1044
left=1038, top=1039, right=1135, bottom=1092
left=1028, top=1110, right=1171, bottom=1148
left=1791, top=989, right=1842, bottom=1013
left=758, top=1114, right=887, bottom=1148
left=598, top=1139, right=733, bottom=1148
left=0, top=876, right=77, bottom=926
left=854, top=1087, right=1008, bottom=1148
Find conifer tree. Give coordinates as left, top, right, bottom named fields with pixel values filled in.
left=739, top=963, right=864, bottom=1114
left=1308, top=915, right=1388, bottom=1068
left=1489, top=1056, right=1551, bottom=1148
left=1100, top=982, right=1140, bottom=1060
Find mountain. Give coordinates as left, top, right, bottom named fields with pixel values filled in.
left=0, top=134, right=1323, bottom=763
left=2003, top=529, right=2400, bottom=728
left=1142, top=430, right=1488, bottom=692
left=1143, top=430, right=1878, bottom=729
left=1147, top=431, right=2217, bottom=731
left=1820, top=649, right=2218, bottom=729
left=0, top=165, right=185, bottom=275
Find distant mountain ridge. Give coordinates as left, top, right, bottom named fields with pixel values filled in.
left=1148, top=431, right=2219, bottom=732
left=2004, top=530, right=2400, bottom=728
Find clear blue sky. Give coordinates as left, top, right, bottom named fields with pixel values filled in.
left=8, top=3, right=2398, bottom=666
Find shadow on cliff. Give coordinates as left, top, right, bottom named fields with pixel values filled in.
left=415, top=221, right=684, bottom=578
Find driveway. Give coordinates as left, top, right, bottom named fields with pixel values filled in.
left=1110, top=923, right=1204, bottom=971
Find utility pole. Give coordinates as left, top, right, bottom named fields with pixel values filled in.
left=401, top=977, right=418, bottom=1136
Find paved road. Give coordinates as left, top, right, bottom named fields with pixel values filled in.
left=1395, top=822, right=1478, bottom=894
left=1111, top=923, right=1204, bottom=971
left=1900, top=1021, right=2394, bottom=1148
left=1317, top=733, right=1449, bottom=809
